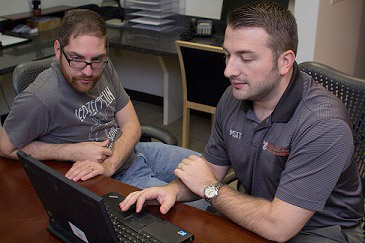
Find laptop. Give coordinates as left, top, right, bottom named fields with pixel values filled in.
left=18, top=151, right=194, bottom=243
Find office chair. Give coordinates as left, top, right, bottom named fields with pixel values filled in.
left=176, top=40, right=231, bottom=148
left=299, top=61, right=365, bottom=232
left=12, top=56, right=178, bottom=145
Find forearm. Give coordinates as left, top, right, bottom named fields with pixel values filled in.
left=0, top=129, right=72, bottom=161
left=102, top=123, right=141, bottom=174
left=211, top=186, right=305, bottom=242
left=166, top=178, right=201, bottom=202
left=9, top=141, right=75, bottom=161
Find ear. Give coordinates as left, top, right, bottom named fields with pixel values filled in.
left=54, top=40, right=61, bottom=61
left=278, top=50, right=295, bottom=75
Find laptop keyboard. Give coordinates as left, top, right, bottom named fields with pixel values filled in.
left=107, top=210, right=161, bottom=243
left=102, top=192, right=193, bottom=243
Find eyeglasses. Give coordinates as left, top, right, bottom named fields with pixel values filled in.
left=60, top=46, right=109, bottom=69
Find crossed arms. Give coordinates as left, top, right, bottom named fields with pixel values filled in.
left=0, top=100, right=140, bottom=181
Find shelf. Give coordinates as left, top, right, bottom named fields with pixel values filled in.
left=124, top=0, right=182, bottom=32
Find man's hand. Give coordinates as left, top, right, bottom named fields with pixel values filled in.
left=174, top=155, right=218, bottom=197
left=65, top=159, right=114, bottom=181
left=119, top=186, right=178, bottom=215
left=68, top=140, right=112, bottom=162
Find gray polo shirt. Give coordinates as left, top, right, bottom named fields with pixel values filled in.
left=203, top=63, right=364, bottom=229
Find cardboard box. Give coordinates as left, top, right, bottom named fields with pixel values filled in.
left=27, top=17, right=61, bottom=32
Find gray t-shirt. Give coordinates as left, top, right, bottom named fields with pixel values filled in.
left=203, top=63, right=364, bottom=229
left=5, top=59, right=132, bottom=164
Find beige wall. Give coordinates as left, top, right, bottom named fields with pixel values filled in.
left=354, top=2, right=365, bottom=79
left=314, top=0, right=365, bottom=78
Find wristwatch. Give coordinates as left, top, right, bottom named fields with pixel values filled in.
left=204, top=181, right=223, bottom=203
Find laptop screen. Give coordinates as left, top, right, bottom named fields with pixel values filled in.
left=18, top=151, right=193, bottom=243
left=18, top=150, right=118, bottom=242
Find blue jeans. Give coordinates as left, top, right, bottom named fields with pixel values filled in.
left=114, top=142, right=201, bottom=189
left=113, top=142, right=217, bottom=211
left=114, top=142, right=210, bottom=210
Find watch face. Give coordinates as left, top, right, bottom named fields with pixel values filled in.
left=206, top=186, right=218, bottom=198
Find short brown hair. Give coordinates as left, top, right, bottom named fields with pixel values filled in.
left=227, top=1, right=298, bottom=60
left=58, top=9, right=108, bottom=48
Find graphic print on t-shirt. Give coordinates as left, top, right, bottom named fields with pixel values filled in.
left=74, top=87, right=120, bottom=146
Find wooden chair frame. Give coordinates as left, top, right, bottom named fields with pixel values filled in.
left=176, top=40, right=227, bottom=148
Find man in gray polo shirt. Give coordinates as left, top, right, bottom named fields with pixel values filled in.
left=120, top=2, right=364, bottom=242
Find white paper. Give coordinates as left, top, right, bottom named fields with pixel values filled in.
left=0, top=33, right=28, bottom=47
left=130, top=10, right=173, bottom=19
left=129, top=4, right=170, bottom=12
left=129, top=17, right=174, bottom=26
left=131, top=23, right=174, bottom=31
left=128, top=0, right=172, bottom=5
left=69, top=222, right=89, bottom=243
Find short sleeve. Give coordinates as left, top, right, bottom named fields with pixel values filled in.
left=275, top=119, right=354, bottom=211
left=203, top=89, right=231, bottom=166
left=105, top=61, right=130, bottom=112
left=4, top=92, right=50, bottom=148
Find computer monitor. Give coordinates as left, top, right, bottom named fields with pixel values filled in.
left=220, top=0, right=290, bottom=22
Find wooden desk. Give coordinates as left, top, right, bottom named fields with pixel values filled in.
left=0, top=157, right=269, bottom=242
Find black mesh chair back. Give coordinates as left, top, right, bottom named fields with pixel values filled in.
left=13, top=56, right=54, bottom=95
left=12, top=57, right=177, bottom=145
left=299, top=62, right=365, bottom=181
left=176, top=40, right=230, bottom=148
left=299, top=61, right=365, bottom=231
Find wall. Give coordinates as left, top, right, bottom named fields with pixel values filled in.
left=1, top=0, right=364, bottom=78
left=184, top=0, right=223, bottom=19
left=314, top=0, right=364, bottom=78
left=293, top=0, right=320, bottom=65
left=354, top=3, right=365, bottom=78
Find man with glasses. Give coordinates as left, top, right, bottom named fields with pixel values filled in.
left=0, top=9, right=198, bottom=188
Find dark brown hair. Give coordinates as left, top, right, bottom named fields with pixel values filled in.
left=227, top=1, right=298, bottom=60
left=58, top=9, right=108, bottom=48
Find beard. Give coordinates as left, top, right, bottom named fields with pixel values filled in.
left=231, top=64, right=282, bottom=102
left=59, top=58, right=102, bottom=93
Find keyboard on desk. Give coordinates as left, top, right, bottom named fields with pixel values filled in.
left=103, top=192, right=193, bottom=243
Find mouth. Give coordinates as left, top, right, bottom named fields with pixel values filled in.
left=78, top=79, right=94, bottom=84
left=231, top=80, right=247, bottom=89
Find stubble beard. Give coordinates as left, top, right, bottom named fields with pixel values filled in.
left=59, top=58, right=102, bottom=93
left=232, top=65, right=282, bottom=102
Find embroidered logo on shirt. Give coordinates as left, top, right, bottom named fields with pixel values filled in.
left=229, top=129, right=242, bottom=139
left=262, top=140, right=289, bottom=156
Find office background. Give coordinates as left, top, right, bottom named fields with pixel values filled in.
left=1, top=0, right=364, bottom=78
left=0, top=0, right=365, bottom=150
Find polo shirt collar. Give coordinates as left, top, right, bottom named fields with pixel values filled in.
left=240, top=62, right=303, bottom=123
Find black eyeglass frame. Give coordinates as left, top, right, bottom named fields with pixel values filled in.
left=60, top=46, right=109, bottom=69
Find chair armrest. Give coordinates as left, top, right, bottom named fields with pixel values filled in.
left=140, top=125, right=178, bottom=146
left=222, top=167, right=237, bottom=185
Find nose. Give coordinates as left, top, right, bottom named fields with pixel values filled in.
left=224, top=56, right=239, bottom=79
left=81, top=64, right=94, bottom=77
